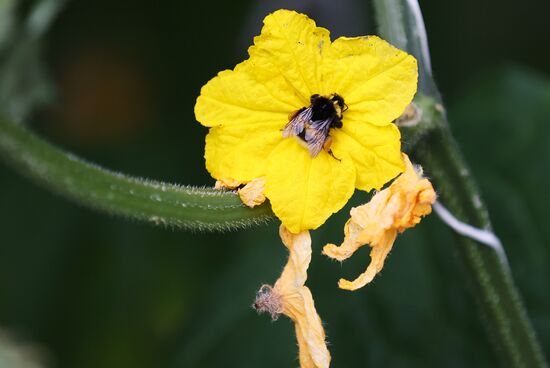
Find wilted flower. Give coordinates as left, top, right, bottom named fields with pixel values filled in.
left=254, top=225, right=330, bottom=368
left=323, top=154, right=436, bottom=290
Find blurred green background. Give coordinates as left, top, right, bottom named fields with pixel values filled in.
left=1, top=0, right=549, bottom=367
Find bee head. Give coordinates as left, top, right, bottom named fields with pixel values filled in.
left=328, top=94, right=345, bottom=109
left=329, top=93, right=347, bottom=117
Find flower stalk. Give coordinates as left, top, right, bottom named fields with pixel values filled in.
left=0, top=114, right=274, bottom=231
left=373, top=0, right=548, bottom=366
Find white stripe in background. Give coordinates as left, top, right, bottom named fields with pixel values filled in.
left=433, top=201, right=509, bottom=268
left=405, top=0, right=433, bottom=75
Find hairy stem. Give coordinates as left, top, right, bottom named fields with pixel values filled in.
left=414, top=126, right=547, bottom=367
left=0, top=115, right=274, bottom=231
left=374, top=0, right=548, bottom=366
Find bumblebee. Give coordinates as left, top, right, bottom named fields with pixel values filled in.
left=282, top=93, right=347, bottom=158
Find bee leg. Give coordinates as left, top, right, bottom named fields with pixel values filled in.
left=328, top=149, right=341, bottom=162
left=323, top=137, right=341, bottom=161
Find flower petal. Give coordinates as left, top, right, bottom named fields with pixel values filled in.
left=322, top=36, right=418, bottom=126
left=323, top=154, right=436, bottom=291
left=336, top=230, right=397, bottom=291
left=292, top=287, right=330, bottom=368
left=238, top=177, right=266, bottom=208
left=195, top=62, right=293, bottom=128
left=214, top=178, right=241, bottom=190
left=275, top=225, right=331, bottom=368
left=332, top=118, right=403, bottom=192
left=276, top=225, right=311, bottom=289
left=248, top=9, right=331, bottom=104
left=205, top=122, right=283, bottom=181
left=253, top=226, right=331, bottom=368
left=265, top=139, right=356, bottom=233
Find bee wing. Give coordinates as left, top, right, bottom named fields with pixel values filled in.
left=282, top=108, right=313, bottom=138
left=304, top=118, right=333, bottom=157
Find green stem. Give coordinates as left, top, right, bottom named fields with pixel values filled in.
left=372, top=0, right=438, bottom=95
left=398, top=94, right=441, bottom=152
left=414, top=127, right=547, bottom=367
left=0, top=115, right=274, bottom=231
left=374, top=0, right=548, bottom=366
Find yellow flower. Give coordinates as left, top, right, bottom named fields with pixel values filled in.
left=323, top=154, right=436, bottom=290
left=195, top=9, right=417, bottom=233
left=254, top=225, right=330, bottom=368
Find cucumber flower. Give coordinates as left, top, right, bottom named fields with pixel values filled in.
left=195, top=9, right=417, bottom=233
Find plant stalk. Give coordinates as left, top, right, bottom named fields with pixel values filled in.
left=414, top=126, right=548, bottom=367
left=0, top=115, right=274, bottom=231
left=373, top=0, right=548, bottom=366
